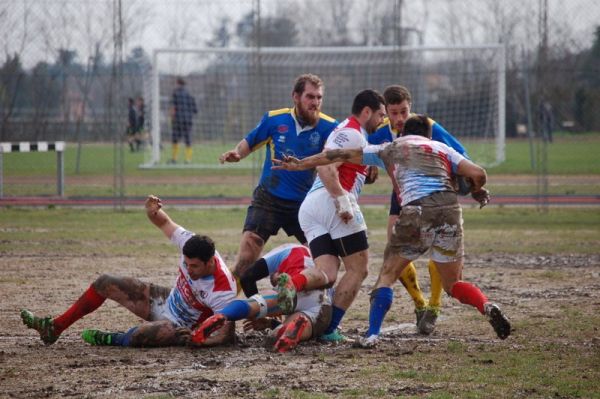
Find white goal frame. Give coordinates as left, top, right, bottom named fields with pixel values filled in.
left=144, top=44, right=505, bottom=168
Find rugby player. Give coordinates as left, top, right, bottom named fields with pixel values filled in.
left=192, top=243, right=331, bottom=353
left=219, top=74, right=338, bottom=282
left=273, top=114, right=511, bottom=346
left=276, top=89, right=387, bottom=343
left=20, top=195, right=237, bottom=348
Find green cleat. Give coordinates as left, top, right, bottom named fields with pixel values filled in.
left=276, top=273, right=297, bottom=315
left=20, top=309, right=59, bottom=345
left=81, top=329, right=114, bottom=346
left=319, top=329, right=347, bottom=343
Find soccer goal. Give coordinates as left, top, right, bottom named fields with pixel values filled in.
left=142, top=44, right=505, bottom=168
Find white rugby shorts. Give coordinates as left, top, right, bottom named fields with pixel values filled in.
left=299, top=188, right=367, bottom=243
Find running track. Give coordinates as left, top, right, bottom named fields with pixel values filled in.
left=1, top=195, right=598, bottom=207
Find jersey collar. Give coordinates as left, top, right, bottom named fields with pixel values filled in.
left=291, top=107, right=317, bottom=135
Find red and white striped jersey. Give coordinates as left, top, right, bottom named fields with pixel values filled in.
left=309, top=116, right=369, bottom=199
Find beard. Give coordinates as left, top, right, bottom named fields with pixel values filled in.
left=296, top=102, right=320, bottom=127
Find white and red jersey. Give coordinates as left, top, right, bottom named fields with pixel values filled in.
left=362, top=135, right=467, bottom=206
left=309, top=116, right=369, bottom=199
left=262, top=243, right=314, bottom=277
left=165, top=227, right=237, bottom=328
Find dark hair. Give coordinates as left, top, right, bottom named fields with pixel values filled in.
left=402, top=114, right=431, bottom=138
left=351, top=89, right=385, bottom=116
left=182, top=235, right=215, bottom=262
left=176, top=77, right=186, bottom=86
left=383, top=85, right=412, bottom=105
left=293, top=74, right=323, bottom=95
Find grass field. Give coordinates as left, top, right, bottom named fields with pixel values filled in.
left=1, top=206, right=599, bottom=398
left=1, top=132, right=599, bottom=197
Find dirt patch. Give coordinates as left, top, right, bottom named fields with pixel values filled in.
left=2, top=253, right=599, bottom=398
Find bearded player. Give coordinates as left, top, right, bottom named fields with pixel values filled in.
left=219, top=74, right=338, bottom=285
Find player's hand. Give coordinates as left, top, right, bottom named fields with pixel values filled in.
left=243, top=316, right=282, bottom=332
left=335, top=194, right=354, bottom=223
left=145, top=194, right=162, bottom=215
left=271, top=155, right=302, bottom=170
left=219, top=150, right=241, bottom=164
left=364, top=166, right=379, bottom=184
left=471, top=188, right=491, bottom=208
left=174, top=327, right=192, bottom=346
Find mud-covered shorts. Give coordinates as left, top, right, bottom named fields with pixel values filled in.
left=388, top=192, right=463, bottom=262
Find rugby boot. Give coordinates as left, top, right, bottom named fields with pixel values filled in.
left=357, top=334, right=379, bottom=349
left=417, top=307, right=440, bottom=335
left=81, top=329, right=115, bottom=346
left=191, top=314, right=227, bottom=344
left=484, top=303, right=511, bottom=340
left=20, top=309, right=59, bottom=345
left=415, top=307, right=426, bottom=325
left=276, top=273, right=297, bottom=314
left=273, top=316, right=309, bottom=353
left=318, top=328, right=347, bottom=343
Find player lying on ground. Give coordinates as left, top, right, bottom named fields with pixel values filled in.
left=273, top=114, right=511, bottom=346
left=193, top=243, right=331, bottom=353
left=20, top=195, right=237, bottom=348
left=368, top=85, right=472, bottom=335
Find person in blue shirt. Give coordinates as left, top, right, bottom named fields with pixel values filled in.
left=169, top=77, right=198, bottom=164
left=219, top=74, right=338, bottom=281
left=367, top=85, right=469, bottom=336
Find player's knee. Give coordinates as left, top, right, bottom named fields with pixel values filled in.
left=92, top=274, right=118, bottom=293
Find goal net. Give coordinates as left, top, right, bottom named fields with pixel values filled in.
left=143, top=45, right=505, bottom=168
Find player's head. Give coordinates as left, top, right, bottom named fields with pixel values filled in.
left=292, top=74, right=324, bottom=127
left=352, top=89, right=386, bottom=134
left=383, top=85, right=412, bottom=133
left=401, top=114, right=431, bottom=139
left=176, top=77, right=186, bottom=87
left=183, top=235, right=216, bottom=280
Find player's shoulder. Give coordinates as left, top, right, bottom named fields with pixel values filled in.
left=376, top=117, right=391, bottom=131
left=267, top=108, right=293, bottom=118
left=318, top=112, right=337, bottom=125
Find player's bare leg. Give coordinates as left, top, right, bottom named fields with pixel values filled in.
left=320, top=249, right=368, bottom=342
left=433, top=260, right=511, bottom=339
left=21, top=274, right=154, bottom=345
left=233, top=231, right=265, bottom=278
left=277, top=255, right=339, bottom=314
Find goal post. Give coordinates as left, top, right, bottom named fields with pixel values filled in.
left=143, top=44, right=505, bottom=168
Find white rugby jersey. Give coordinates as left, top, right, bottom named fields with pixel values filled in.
left=362, top=135, right=467, bottom=206
left=309, top=116, right=369, bottom=198
left=165, top=227, right=237, bottom=328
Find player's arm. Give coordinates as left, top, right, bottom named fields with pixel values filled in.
left=219, top=138, right=251, bottom=163
left=456, top=159, right=490, bottom=208
left=145, top=195, right=181, bottom=239
left=271, top=148, right=363, bottom=171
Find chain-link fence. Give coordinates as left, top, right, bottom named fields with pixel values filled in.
left=0, top=0, right=598, bottom=202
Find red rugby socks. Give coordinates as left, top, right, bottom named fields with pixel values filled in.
left=450, top=281, right=488, bottom=314
left=53, top=285, right=106, bottom=334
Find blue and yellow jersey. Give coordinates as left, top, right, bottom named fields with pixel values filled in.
left=244, top=108, right=338, bottom=201
left=368, top=116, right=468, bottom=157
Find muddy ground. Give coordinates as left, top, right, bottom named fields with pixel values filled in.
left=1, top=252, right=599, bottom=398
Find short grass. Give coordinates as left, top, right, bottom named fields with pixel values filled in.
left=2, top=207, right=598, bottom=257
left=1, top=132, right=599, bottom=197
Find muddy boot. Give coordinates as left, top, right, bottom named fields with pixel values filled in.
left=484, top=303, right=511, bottom=340
left=20, top=309, right=59, bottom=345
